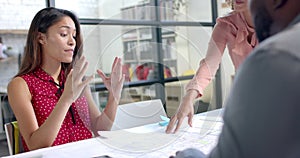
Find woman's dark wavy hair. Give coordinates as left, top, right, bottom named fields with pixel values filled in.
left=16, top=7, right=83, bottom=77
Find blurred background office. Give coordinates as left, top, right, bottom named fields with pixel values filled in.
left=0, top=1, right=233, bottom=154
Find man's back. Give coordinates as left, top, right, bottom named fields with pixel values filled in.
left=209, top=15, right=300, bottom=158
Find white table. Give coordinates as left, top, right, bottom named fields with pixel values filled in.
left=2, top=109, right=223, bottom=158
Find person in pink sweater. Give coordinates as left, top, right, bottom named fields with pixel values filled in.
left=166, top=0, right=259, bottom=133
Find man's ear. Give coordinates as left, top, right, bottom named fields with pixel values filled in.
left=273, top=0, right=288, bottom=9
left=38, top=32, right=46, bottom=45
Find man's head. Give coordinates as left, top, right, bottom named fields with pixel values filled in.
left=248, top=0, right=300, bottom=42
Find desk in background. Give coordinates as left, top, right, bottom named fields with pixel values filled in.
left=0, top=56, right=18, bottom=140
left=0, top=87, right=15, bottom=141
left=165, top=81, right=213, bottom=117
left=2, top=109, right=223, bottom=158
left=0, top=87, right=7, bottom=140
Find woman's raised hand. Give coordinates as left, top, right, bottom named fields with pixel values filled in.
left=62, top=55, right=94, bottom=104
left=97, top=57, right=125, bottom=103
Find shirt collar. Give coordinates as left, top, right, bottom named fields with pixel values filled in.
left=34, top=67, right=65, bottom=85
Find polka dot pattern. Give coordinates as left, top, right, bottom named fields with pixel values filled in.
left=20, top=67, right=92, bottom=151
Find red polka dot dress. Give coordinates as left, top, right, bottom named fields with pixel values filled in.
left=20, top=67, right=93, bottom=151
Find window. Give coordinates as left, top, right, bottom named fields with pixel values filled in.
left=54, top=0, right=223, bottom=115
left=0, top=0, right=231, bottom=116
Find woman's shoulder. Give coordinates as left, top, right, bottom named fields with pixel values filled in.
left=9, top=72, right=35, bottom=89
left=217, top=11, right=243, bottom=25
left=9, top=76, right=25, bottom=84
left=8, top=76, right=28, bottom=92
left=216, top=11, right=249, bottom=33
left=212, top=12, right=238, bottom=32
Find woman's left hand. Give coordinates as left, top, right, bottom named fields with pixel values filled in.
left=97, top=57, right=125, bottom=103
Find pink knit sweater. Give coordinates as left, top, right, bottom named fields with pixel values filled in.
left=185, top=11, right=258, bottom=97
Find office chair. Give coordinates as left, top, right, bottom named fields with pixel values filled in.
left=111, top=99, right=167, bottom=130
left=4, top=121, right=24, bottom=155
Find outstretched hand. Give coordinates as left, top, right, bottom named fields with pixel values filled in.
left=97, top=57, right=125, bottom=103
left=63, top=55, right=94, bottom=104
left=165, top=90, right=198, bottom=133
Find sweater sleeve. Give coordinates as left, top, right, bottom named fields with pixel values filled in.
left=185, top=20, right=231, bottom=97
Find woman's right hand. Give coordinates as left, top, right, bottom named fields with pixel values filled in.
left=165, top=90, right=199, bottom=134
left=97, top=57, right=125, bottom=103
left=62, top=55, right=93, bottom=104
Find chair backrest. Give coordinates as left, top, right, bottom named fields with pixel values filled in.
left=111, top=99, right=167, bottom=130
left=4, top=121, right=24, bottom=155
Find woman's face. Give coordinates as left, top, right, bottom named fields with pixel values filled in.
left=233, top=0, right=249, bottom=12
left=40, top=16, right=76, bottom=65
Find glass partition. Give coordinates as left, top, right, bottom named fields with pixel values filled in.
left=55, top=0, right=156, bottom=20
left=56, top=0, right=225, bottom=111
left=56, top=0, right=214, bottom=22
left=81, top=25, right=213, bottom=79
left=159, top=0, right=212, bottom=22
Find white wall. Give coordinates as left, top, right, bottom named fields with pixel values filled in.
left=0, top=0, right=45, bottom=58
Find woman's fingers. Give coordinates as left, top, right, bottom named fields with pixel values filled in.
left=64, top=55, right=93, bottom=102
left=81, top=75, right=94, bottom=87
left=72, top=56, right=90, bottom=84
left=166, top=116, right=177, bottom=133
left=111, top=57, right=123, bottom=82
left=188, top=113, right=194, bottom=127
left=120, top=74, right=125, bottom=85
left=97, top=69, right=108, bottom=81
left=73, top=56, right=85, bottom=72
left=173, top=117, right=184, bottom=133
left=117, top=58, right=122, bottom=79
left=111, top=57, right=119, bottom=71
left=76, top=61, right=89, bottom=82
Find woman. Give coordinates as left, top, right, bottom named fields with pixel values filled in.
left=7, top=7, right=125, bottom=151
left=166, top=0, right=258, bottom=133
